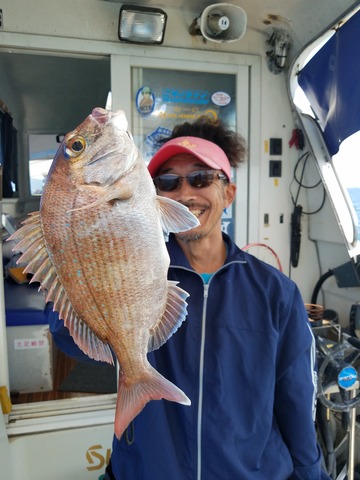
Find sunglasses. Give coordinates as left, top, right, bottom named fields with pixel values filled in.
left=153, top=170, right=228, bottom=192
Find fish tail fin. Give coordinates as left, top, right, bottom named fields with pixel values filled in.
left=114, top=366, right=190, bottom=439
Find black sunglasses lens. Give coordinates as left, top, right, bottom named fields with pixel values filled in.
left=154, top=175, right=180, bottom=192
left=187, top=171, right=212, bottom=188
left=154, top=171, right=216, bottom=191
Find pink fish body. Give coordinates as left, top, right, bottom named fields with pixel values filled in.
left=9, top=107, right=199, bottom=438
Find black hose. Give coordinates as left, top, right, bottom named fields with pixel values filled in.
left=311, top=269, right=334, bottom=304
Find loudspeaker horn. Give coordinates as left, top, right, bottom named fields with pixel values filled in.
left=190, top=3, right=247, bottom=43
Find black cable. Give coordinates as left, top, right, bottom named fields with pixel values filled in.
left=289, top=151, right=326, bottom=215
left=290, top=151, right=309, bottom=206
left=293, top=152, right=322, bottom=191
left=288, top=150, right=327, bottom=272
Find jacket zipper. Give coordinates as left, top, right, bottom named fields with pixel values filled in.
left=170, top=260, right=246, bottom=480
left=197, top=282, right=209, bottom=480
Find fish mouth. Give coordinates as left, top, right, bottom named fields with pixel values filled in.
left=85, top=108, right=135, bottom=173
left=92, top=107, right=109, bottom=118
left=92, top=107, right=129, bottom=134
left=91, top=107, right=111, bottom=126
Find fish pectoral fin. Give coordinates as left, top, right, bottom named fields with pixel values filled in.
left=114, top=366, right=190, bottom=439
left=157, top=195, right=200, bottom=233
left=68, top=183, right=134, bottom=212
left=148, top=281, right=189, bottom=352
left=7, top=211, right=54, bottom=281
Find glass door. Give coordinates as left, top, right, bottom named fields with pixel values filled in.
left=131, top=67, right=237, bottom=238
left=111, top=50, right=259, bottom=247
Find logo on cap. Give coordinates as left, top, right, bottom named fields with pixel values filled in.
left=178, top=139, right=197, bottom=150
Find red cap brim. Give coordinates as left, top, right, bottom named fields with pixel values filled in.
left=148, top=136, right=231, bottom=180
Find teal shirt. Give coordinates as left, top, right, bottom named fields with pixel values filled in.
left=200, top=272, right=213, bottom=284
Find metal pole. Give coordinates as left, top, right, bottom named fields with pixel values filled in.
left=347, top=389, right=356, bottom=480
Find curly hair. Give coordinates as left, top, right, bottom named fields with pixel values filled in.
left=165, top=115, right=247, bottom=169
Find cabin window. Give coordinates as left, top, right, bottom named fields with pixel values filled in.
left=0, top=109, right=18, bottom=198
left=290, top=6, right=360, bottom=254
left=29, top=134, right=59, bottom=196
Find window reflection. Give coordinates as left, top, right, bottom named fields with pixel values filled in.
left=29, top=134, right=58, bottom=196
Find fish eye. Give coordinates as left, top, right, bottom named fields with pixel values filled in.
left=65, top=136, right=86, bottom=158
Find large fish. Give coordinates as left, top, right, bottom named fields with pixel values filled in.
left=9, top=107, right=199, bottom=439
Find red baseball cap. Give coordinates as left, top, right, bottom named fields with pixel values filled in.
left=148, top=136, right=231, bottom=180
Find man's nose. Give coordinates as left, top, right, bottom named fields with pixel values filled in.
left=174, top=176, right=198, bottom=199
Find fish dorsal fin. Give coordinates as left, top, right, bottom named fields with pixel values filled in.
left=8, top=211, right=114, bottom=365
left=148, top=281, right=189, bottom=352
left=157, top=195, right=200, bottom=233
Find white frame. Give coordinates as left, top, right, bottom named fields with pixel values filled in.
left=111, top=51, right=259, bottom=247
left=288, top=4, right=360, bottom=259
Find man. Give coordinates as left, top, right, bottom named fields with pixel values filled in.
left=105, top=116, right=330, bottom=479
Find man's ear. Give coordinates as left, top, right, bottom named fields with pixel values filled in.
left=224, top=182, right=236, bottom=208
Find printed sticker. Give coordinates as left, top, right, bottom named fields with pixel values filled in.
left=136, top=86, right=155, bottom=117
left=14, top=338, right=47, bottom=350
left=143, top=126, right=172, bottom=163
left=162, top=88, right=210, bottom=104
left=211, top=91, right=231, bottom=106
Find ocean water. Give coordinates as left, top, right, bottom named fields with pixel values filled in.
left=348, top=188, right=360, bottom=239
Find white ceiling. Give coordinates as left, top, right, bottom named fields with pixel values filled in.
left=106, top=0, right=358, bottom=54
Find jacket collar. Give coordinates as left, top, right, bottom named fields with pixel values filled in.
left=167, top=232, right=242, bottom=269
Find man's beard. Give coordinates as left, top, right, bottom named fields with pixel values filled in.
left=175, top=230, right=204, bottom=243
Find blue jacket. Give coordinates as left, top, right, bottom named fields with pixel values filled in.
left=48, top=233, right=329, bottom=480
left=110, top=233, right=328, bottom=480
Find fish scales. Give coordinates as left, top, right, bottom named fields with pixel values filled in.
left=8, top=107, right=199, bottom=439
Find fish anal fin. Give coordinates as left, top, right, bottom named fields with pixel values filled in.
left=115, top=366, right=190, bottom=439
left=157, top=195, right=200, bottom=233
left=148, top=281, right=189, bottom=352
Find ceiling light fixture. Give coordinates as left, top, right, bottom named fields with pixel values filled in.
left=118, top=4, right=167, bottom=45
